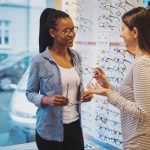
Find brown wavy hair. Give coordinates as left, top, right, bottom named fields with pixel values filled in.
left=122, top=7, right=150, bottom=52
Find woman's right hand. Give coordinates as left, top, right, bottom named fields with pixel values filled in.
left=41, top=95, right=68, bottom=106
left=87, top=82, right=111, bottom=96
left=93, top=67, right=111, bottom=89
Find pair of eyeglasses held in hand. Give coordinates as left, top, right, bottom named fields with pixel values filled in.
left=65, top=83, right=84, bottom=107
left=67, top=101, right=83, bottom=107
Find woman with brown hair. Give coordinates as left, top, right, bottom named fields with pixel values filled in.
left=88, top=7, right=150, bottom=150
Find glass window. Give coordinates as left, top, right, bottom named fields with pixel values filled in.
left=0, top=30, right=2, bottom=44
left=0, top=20, right=10, bottom=48
left=4, top=30, right=9, bottom=44
left=0, top=0, right=54, bottom=147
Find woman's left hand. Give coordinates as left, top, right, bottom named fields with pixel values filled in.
left=81, top=91, right=93, bottom=102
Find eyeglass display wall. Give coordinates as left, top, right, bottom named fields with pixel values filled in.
left=62, top=0, right=143, bottom=149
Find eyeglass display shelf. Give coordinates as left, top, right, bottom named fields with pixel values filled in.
left=84, top=133, right=122, bottom=150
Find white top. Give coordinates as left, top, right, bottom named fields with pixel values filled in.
left=108, top=56, right=150, bottom=150
left=58, top=65, right=80, bottom=124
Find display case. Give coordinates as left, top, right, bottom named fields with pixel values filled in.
left=62, top=0, right=143, bottom=149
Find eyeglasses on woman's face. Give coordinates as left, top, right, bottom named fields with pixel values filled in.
left=55, top=26, right=78, bottom=36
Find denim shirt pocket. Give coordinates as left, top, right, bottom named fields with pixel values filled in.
left=39, top=71, right=55, bottom=92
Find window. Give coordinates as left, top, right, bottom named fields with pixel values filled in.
left=0, top=0, right=54, bottom=148
left=0, top=20, right=10, bottom=48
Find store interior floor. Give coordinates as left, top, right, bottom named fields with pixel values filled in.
left=0, top=142, right=108, bottom=150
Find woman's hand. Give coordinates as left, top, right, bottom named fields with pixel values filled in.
left=87, top=82, right=111, bottom=97
left=93, top=68, right=111, bottom=89
left=81, top=91, right=93, bottom=102
left=41, top=95, right=68, bottom=106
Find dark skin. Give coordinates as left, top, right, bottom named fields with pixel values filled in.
left=41, top=17, right=93, bottom=106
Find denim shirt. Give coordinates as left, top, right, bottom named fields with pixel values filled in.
left=26, top=47, right=83, bottom=141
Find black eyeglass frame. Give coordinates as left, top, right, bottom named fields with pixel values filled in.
left=55, top=26, right=78, bottom=36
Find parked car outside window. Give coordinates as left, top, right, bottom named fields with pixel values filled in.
left=0, top=53, right=8, bottom=62
left=9, top=67, right=37, bottom=144
left=0, top=52, right=31, bottom=91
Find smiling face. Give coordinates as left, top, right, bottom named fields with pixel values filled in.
left=120, top=21, right=134, bottom=49
left=50, top=17, right=76, bottom=48
left=120, top=21, right=138, bottom=55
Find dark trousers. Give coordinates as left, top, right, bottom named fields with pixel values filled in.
left=36, top=120, right=84, bottom=150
